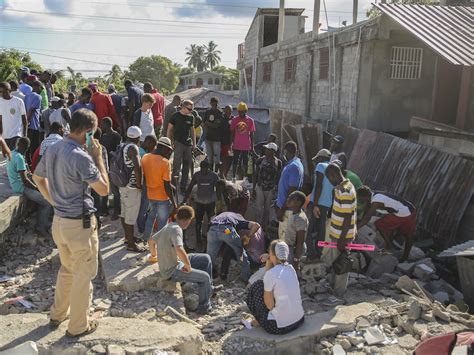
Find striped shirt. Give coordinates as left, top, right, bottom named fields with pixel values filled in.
left=329, top=179, right=357, bottom=239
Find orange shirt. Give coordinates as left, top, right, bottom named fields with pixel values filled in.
left=141, top=153, right=171, bottom=201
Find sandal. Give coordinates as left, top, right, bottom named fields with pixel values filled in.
left=49, top=318, right=66, bottom=329
left=65, top=320, right=99, bottom=337
left=126, top=244, right=146, bottom=253
left=123, top=237, right=141, bottom=245
left=147, top=255, right=158, bottom=264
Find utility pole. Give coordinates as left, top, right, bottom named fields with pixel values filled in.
left=312, top=0, right=321, bottom=39
left=353, top=0, right=359, bottom=24
left=278, top=0, right=285, bottom=48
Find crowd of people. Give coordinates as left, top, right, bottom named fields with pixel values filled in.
left=0, top=68, right=418, bottom=337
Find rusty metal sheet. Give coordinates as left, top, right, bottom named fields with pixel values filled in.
left=344, top=127, right=474, bottom=249
left=375, top=4, right=473, bottom=66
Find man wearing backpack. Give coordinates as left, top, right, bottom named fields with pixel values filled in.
left=111, top=126, right=144, bottom=252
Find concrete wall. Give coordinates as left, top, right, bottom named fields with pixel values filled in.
left=466, top=70, right=474, bottom=132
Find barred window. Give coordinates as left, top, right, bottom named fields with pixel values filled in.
left=319, top=47, right=329, bottom=80
left=285, top=56, right=297, bottom=82
left=245, top=66, right=253, bottom=87
left=263, top=62, right=272, bottom=82
left=390, top=47, right=423, bottom=79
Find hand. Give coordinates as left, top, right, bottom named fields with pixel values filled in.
left=182, top=264, right=192, bottom=273
left=88, top=138, right=102, bottom=160
left=0, top=141, right=12, bottom=161
left=313, top=206, right=321, bottom=218
left=260, top=253, right=269, bottom=263
left=242, top=234, right=250, bottom=246
left=337, top=238, right=347, bottom=253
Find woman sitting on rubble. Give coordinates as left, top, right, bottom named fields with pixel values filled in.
left=245, top=240, right=305, bottom=335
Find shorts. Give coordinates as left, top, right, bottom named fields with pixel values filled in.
left=374, top=211, right=416, bottom=236
left=119, top=187, right=141, bottom=225
left=220, top=144, right=231, bottom=159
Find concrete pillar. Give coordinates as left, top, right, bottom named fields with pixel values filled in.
left=278, top=0, right=285, bottom=45
left=312, top=0, right=321, bottom=39
left=353, top=0, right=358, bottom=24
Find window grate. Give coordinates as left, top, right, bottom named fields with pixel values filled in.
left=285, top=56, right=297, bottom=82
left=263, top=62, right=272, bottom=82
left=319, top=47, right=329, bottom=80
left=390, top=47, right=423, bottom=79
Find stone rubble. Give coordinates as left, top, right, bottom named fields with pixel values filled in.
left=1, top=218, right=472, bottom=354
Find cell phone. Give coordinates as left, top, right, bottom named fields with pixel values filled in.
left=177, top=261, right=185, bottom=271
left=85, top=131, right=93, bottom=149
left=83, top=213, right=91, bottom=229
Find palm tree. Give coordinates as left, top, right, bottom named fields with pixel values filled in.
left=67, top=66, right=76, bottom=87
left=204, top=41, right=221, bottom=70
left=185, top=44, right=207, bottom=72
left=105, top=64, right=123, bottom=85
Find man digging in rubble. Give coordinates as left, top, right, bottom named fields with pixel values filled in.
left=33, top=109, right=109, bottom=337
left=357, top=186, right=416, bottom=262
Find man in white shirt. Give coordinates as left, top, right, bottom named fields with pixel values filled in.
left=0, top=82, right=27, bottom=150
left=9, top=81, right=25, bottom=100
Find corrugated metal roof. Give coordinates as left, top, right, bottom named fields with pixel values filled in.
left=336, top=124, right=474, bottom=249
left=375, top=4, right=473, bottom=66
left=439, top=240, right=474, bottom=257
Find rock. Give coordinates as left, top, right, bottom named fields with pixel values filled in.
left=91, top=344, right=107, bottom=353
left=413, top=320, right=429, bottom=337
left=348, top=335, right=364, bottom=346
left=413, top=264, right=435, bottom=281
left=407, top=301, right=422, bottom=320
left=332, top=344, right=346, bottom=355
left=432, top=291, right=449, bottom=304
left=366, top=253, right=398, bottom=279
left=398, top=334, right=418, bottom=349
left=356, top=226, right=377, bottom=245
left=356, top=318, right=371, bottom=331
left=301, top=263, right=327, bottom=281
left=109, top=308, right=122, bottom=317
left=351, top=252, right=366, bottom=272
left=396, top=262, right=416, bottom=275
left=339, top=339, right=352, bottom=351
left=364, top=325, right=387, bottom=345
left=421, top=310, right=436, bottom=322
left=107, top=344, right=125, bottom=355
left=408, top=246, right=425, bottom=261
left=432, top=306, right=450, bottom=322
left=122, top=309, right=136, bottom=318
left=14, top=266, right=30, bottom=275
left=303, top=283, right=317, bottom=295
left=395, top=275, right=417, bottom=293
left=425, top=279, right=464, bottom=303
left=321, top=340, right=333, bottom=348
left=184, top=294, right=199, bottom=312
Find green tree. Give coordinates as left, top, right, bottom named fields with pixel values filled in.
left=204, top=41, right=222, bottom=70
left=105, top=64, right=125, bottom=91
left=127, top=55, right=180, bottom=95
left=185, top=44, right=207, bottom=72
left=0, top=49, right=42, bottom=82
left=214, top=66, right=239, bottom=90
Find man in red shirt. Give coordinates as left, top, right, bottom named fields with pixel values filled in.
left=88, top=83, right=119, bottom=128
left=144, top=82, right=164, bottom=138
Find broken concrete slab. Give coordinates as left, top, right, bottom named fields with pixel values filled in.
left=413, top=263, right=436, bottom=281
left=0, top=313, right=203, bottom=355
left=223, top=302, right=377, bottom=354
left=396, top=262, right=416, bottom=275
left=301, top=263, right=327, bottom=281
left=366, top=253, right=399, bottom=279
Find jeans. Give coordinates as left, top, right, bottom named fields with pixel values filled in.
left=207, top=224, right=251, bottom=281
left=205, top=140, right=221, bottom=170
left=23, top=187, right=52, bottom=231
left=172, top=141, right=192, bottom=190
left=137, top=183, right=149, bottom=234
left=171, top=253, right=212, bottom=312
left=255, top=186, right=273, bottom=230
left=195, top=202, right=216, bottom=242
left=322, top=242, right=349, bottom=297
left=306, top=205, right=329, bottom=258
left=144, top=199, right=172, bottom=241
left=220, top=243, right=260, bottom=279
left=232, top=150, right=249, bottom=178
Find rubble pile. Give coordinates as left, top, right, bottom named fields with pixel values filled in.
left=1, top=219, right=472, bottom=354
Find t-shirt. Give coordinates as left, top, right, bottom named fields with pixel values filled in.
left=284, top=210, right=309, bottom=246
left=329, top=179, right=357, bottom=239
left=372, top=193, right=412, bottom=217
left=110, top=93, right=124, bottom=119
left=40, top=133, right=63, bottom=156
left=245, top=227, right=265, bottom=263
left=11, top=91, right=25, bottom=100
left=310, top=162, right=334, bottom=208
left=203, top=107, right=224, bottom=142
left=276, top=157, right=304, bottom=208
left=6, top=150, right=27, bottom=193
left=69, top=101, right=95, bottom=114
left=141, top=153, right=171, bottom=201
left=99, top=131, right=122, bottom=162
left=169, top=111, right=194, bottom=146
left=0, top=96, right=26, bottom=139
left=127, top=85, right=144, bottom=112
left=155, top=222, right=183, bottom=279
left=210, top=212, right=250, bottom=231
left=24, top=92, right=42, bottom=131
left=49, top=108, right=71, bottom=134
left=150, top=89, right=165, bottom=125
left=91, top=92, right=117, bottom=126
left=39, top=88, right=48, bottom=110
left=221, top=115, right=233, bottom=145
left=346, top=170, right=362, bottom=191
left=330, top=151, right=347, bottom=163
left=138, top=109, right=155, bottom=142
left=256, top=156, right=281, bottom=191
left=34, top=137, right=100, bottom=217
left=19, top=83, right=32, bottom=96
left=163, top=104, right=178, bottom=135
left=264, top=264, right=304, bottom=328
left=192, top=170, right=219, bottom=204
left=231, top=115, right=256, bottom=151
left=123, top=143, right=140, bottom=188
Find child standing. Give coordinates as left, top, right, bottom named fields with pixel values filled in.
left=133, top=93, right=156, bottom=143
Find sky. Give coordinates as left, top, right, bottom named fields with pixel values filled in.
left=0, top=0, right=374, bottom=78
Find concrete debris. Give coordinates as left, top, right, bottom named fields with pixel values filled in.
left=332, top=344, right=346, bottom=355
left=396, top=262, right=416, bottom=275
left=366, top=253, right=399, bottom=279
left=184, top=294, right=199, bottom=312
left=363, top=325, right=388, bottom=345
left=407, top=301, right=422, bottom=320
left=301, top=263, right=327, bottom=281
left=338, top=338, right=352, bottom=350
left=408, top=246, right=425, bottom=261
left=413, top=263, right=436, bottom=281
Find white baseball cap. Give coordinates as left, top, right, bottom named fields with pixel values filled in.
left=263, top=142, right=278, bottom=152
left=51, top=96, right=61, bottom=103
left=275, top=241, right=289, bottom=261
left=127, top=126, right=142, bottom=139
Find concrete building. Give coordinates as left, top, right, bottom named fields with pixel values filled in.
left=237, top=4, right=474, bottom=135
left=177, top=71, right=225, bottom=92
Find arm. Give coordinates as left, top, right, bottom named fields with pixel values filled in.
left=19, top=170, right=37, bottom=190
left=264, top=291, right=275, bottom=311
left=175, top=245, right=192, bottom=272
left=336, top=213, right=353, bottom=252
left=21, top=115, right=28, bottom=136
left=246, top=221, right=261, bottom=238
left=250, top=132, right=254, bottom=151
left=357, top=202, right=383, bottom=229
left=167, top=123, right=174, bottom=141
left=183, top=174, right=197, bottom=204
left=89, top=139, right=110, bottom=196
left=128, top=146, right=142, bottom=190
left=0, top=137, right=11, bottom=160
left=293, top=230, right=306, bottom=269
left=252, top=159, right=260, bottom=196
left=312, top=172, right=324, bottom=218
left=32, top=175, right=54, bottom=205
left=164, top=180, right=177, bottom=209
left=61, top=109, right=71, bottom=123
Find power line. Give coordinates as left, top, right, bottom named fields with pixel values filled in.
left=2, top=8, right=250, bottom=27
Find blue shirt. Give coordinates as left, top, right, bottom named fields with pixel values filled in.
left=127, top=85, right=144, bottom=112
left=24, top=92, right=42, bottom=130
left=310, top=162, right=334, bottom=208
left=34, top=137, right=100, bottom=218
left=6, top=150, right=28, bottom=194
left=70, top=101, right=95, bottom=114
left=276, top=157, right=304, bottom=208
left=210, top=212, right=250, bottom=231
left=19, top=83, right=32, bottom=96
left=111, top=93, right=123, bottom=117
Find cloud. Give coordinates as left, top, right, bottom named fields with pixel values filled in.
left=172, top=0, right=276, bottom=19
left=43, top=0, right=74, bottom=13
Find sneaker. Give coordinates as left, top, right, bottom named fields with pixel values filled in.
left=322, top=296, right=345, bottom=306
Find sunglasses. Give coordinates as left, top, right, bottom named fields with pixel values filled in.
left=184, top=106, right=193, bottom=111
